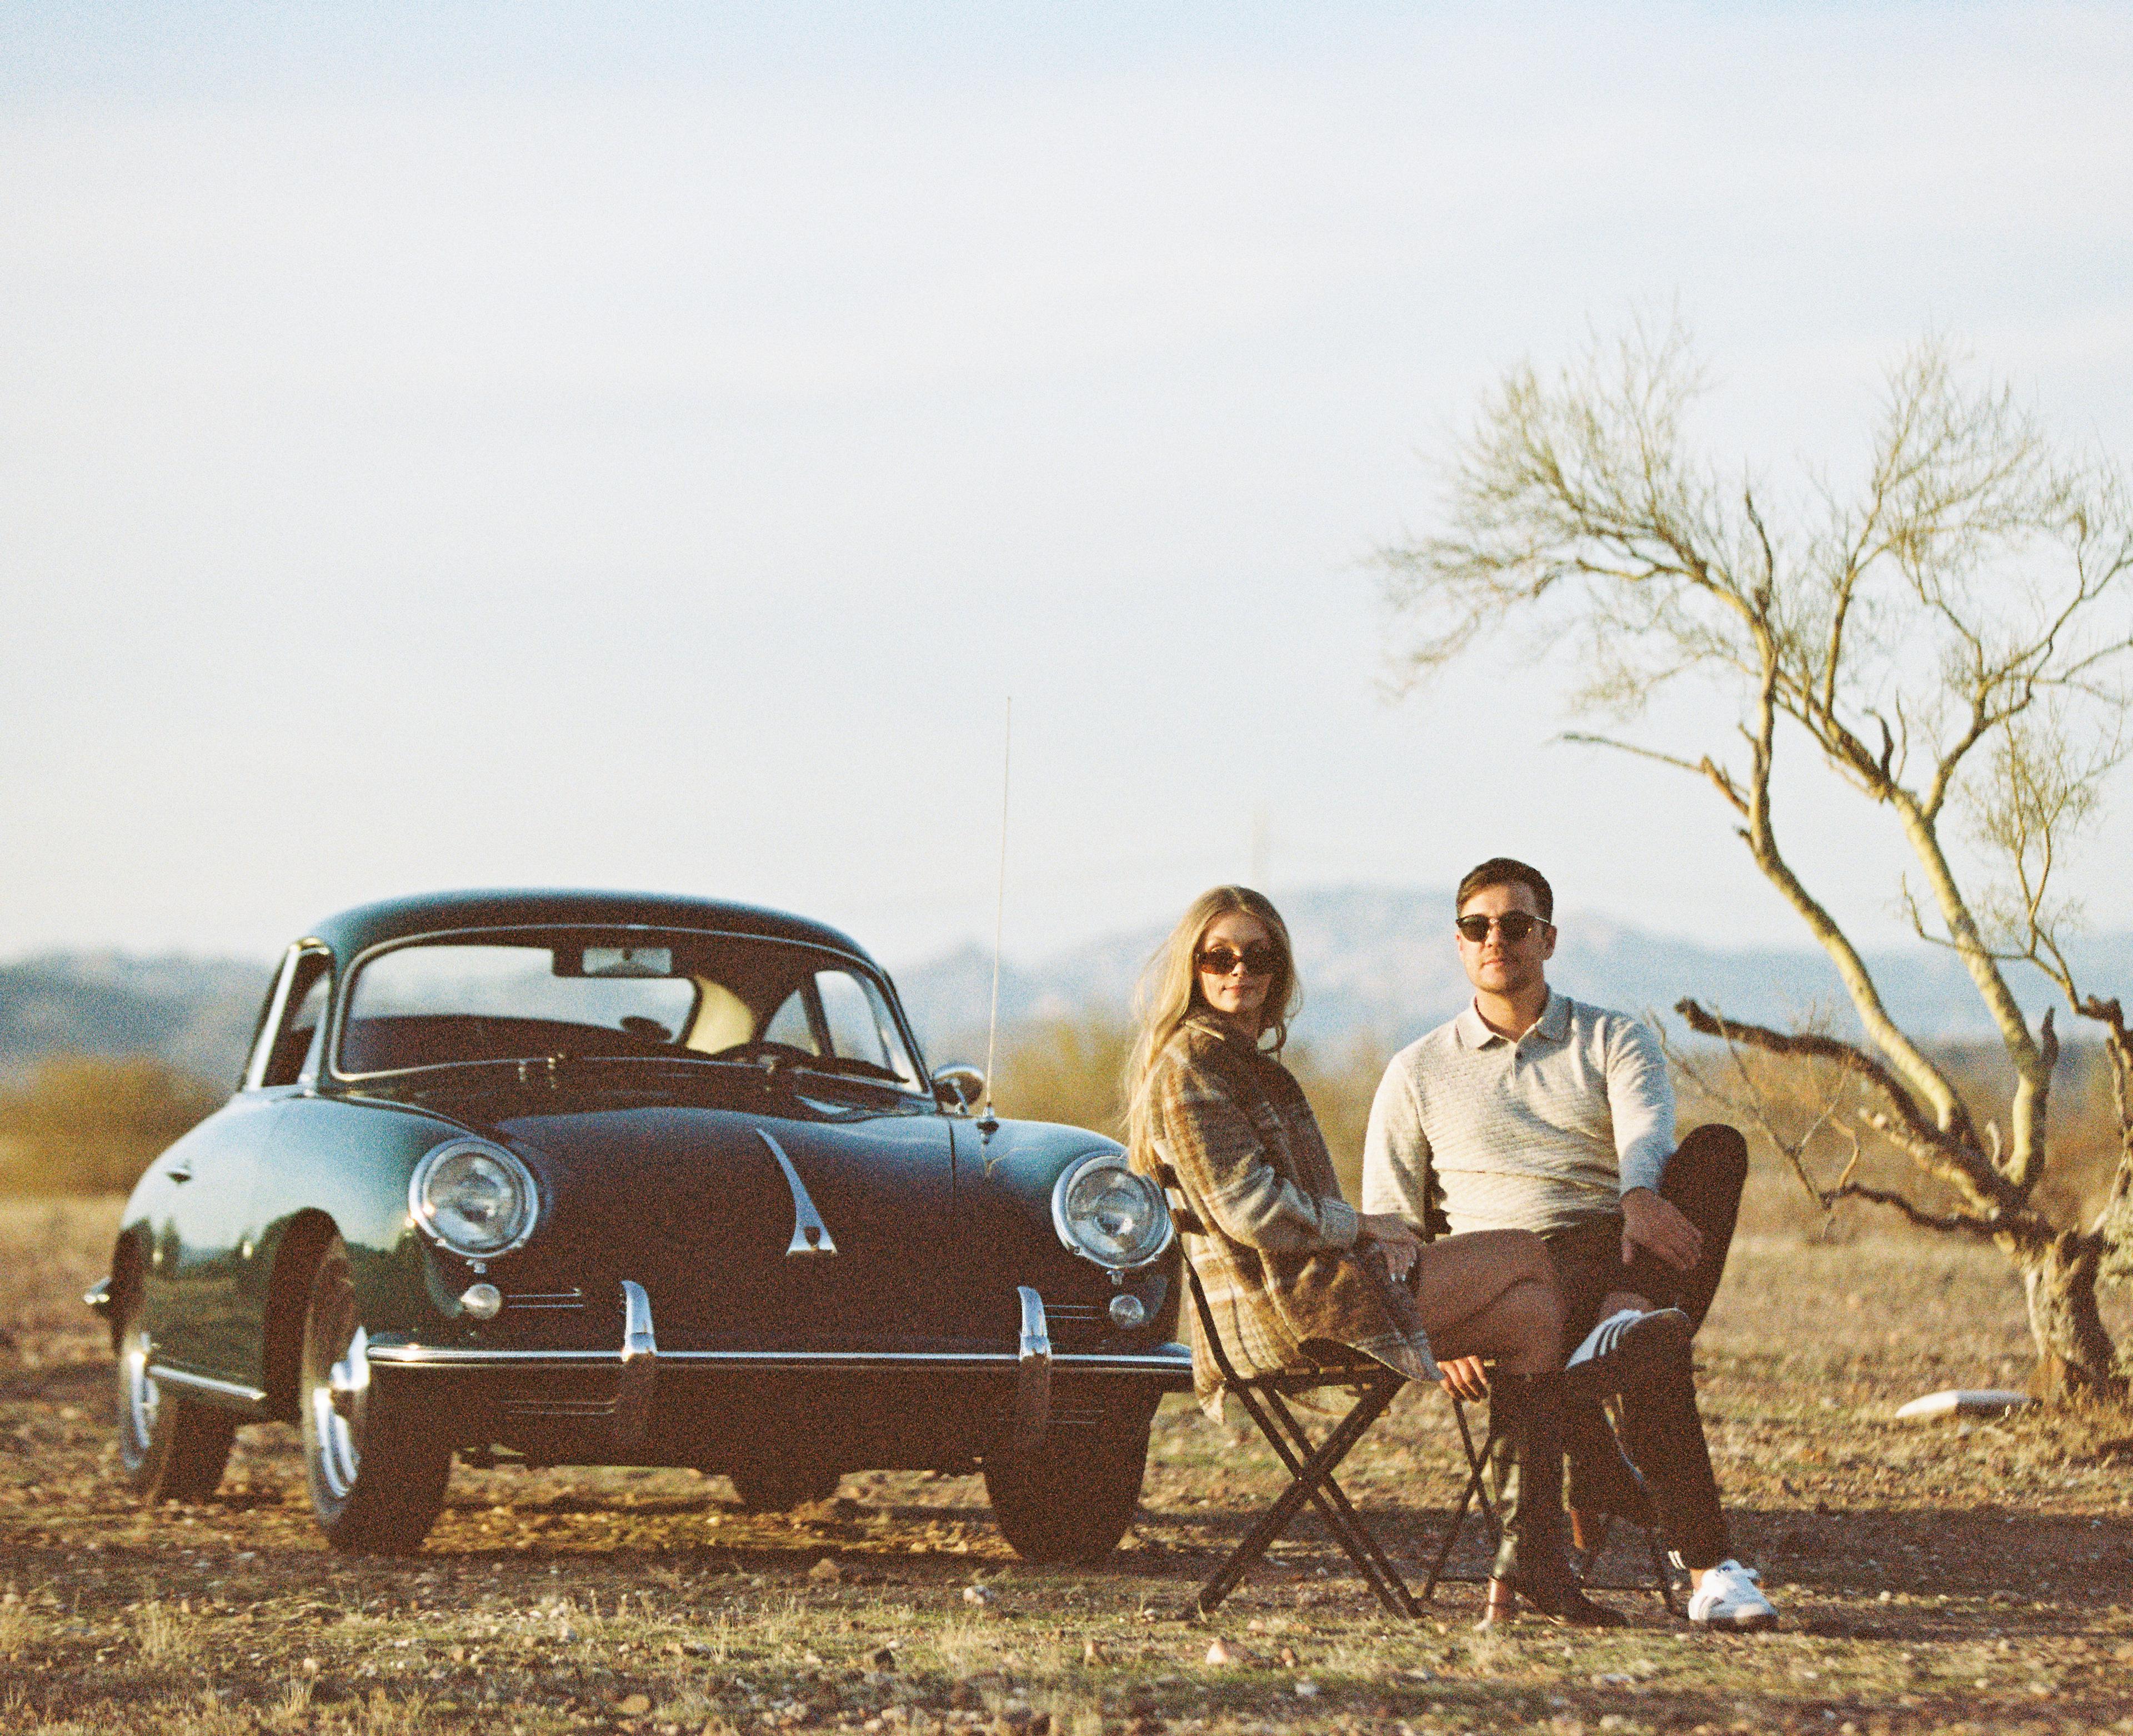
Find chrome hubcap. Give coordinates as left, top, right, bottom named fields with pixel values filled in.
left=121, top=1320, right=158, bottom=1448
left=307, top=1284, right=368, bottom=1502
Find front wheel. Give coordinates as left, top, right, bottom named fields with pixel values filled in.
left=298, top=1236, right=452, bottom=1553
left=984, top=1409, right=1153, bottom=1563
left=113, top=1281, right=235, bottom=1501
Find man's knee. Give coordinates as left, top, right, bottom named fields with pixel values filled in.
left=1674, top=1123, right=1747, bottom=1188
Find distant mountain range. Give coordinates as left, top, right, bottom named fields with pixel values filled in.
left=891, top=885, right=2133, bottom=1060
left=7, top=885, right=2131, bottom=1083
left=0, top=952, right=270, bottom=1086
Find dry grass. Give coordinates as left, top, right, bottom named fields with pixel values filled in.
left=0, top=1058, right=226, bottom=1197
left=7, top=1201, right=2133, bottom=1734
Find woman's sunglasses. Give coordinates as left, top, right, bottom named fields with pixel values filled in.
left=1455, top=912, right=1546, bottom=944
left=1198, top=943, right=1279, bottom=978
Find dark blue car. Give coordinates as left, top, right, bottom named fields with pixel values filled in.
left=88, top=890, right=1188, bottom=1557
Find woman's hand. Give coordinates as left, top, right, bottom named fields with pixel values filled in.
left=1359, top=1212, right=1422, bottom=1282
left=1435, top=1354, right=1490, bottom=1402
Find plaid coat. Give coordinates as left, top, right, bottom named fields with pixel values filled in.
left=1143, top=1015, right=1441, bottom=1416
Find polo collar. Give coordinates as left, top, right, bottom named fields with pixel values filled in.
left=1456, top=990, right=1571, bottom=1050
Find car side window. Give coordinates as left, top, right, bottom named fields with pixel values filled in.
left=815, top=970, right=919, bottom=1088
left=260, top=952, right=333, bottom=1088
left=763, top=990, right=820, bottom=1053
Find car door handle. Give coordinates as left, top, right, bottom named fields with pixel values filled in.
left=166, top=1162, right=194, bottom=1183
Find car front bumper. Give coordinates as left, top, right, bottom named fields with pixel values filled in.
left=363, top=1281, right=1193, bottom=1462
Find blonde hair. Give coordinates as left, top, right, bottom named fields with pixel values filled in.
left=1122, top=885, right=1300, bottom=1175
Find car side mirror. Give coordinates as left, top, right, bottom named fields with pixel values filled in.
left=933, top=1065, right=985, bottom=1115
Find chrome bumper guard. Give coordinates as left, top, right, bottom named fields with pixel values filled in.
left=615, top=1280, right=657, bottom=1447
left=362, top=1280, right=1192, bottom=1451
left=1013, top=1286, right=1051, bottom=1452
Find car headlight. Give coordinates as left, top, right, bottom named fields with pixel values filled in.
left=408, top=1139, right=538, bottom=1259
left=1051, top=1152, right=1173, bottom=1271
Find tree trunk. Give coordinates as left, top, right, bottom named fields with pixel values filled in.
left=2016, top=1232, right=2126, bottom=1405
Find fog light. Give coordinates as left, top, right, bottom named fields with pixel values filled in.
left=460, top=1282, right=503, bottom=1319
left=1108, top=1292, right=1148, bottom=1329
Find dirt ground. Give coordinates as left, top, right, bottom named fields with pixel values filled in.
left=4, top=1198, right=2131, bottom=1736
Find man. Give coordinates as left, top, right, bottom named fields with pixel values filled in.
left=1361, top=857, right=1777, bottom=1630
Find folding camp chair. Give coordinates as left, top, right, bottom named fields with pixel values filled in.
left=1154, top=1166, right=1493, bottom=1619
left=1420, top=1388, right=1682, bottom=1618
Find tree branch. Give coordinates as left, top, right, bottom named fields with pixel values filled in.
left=1826, top=1181, right=2002, bottom=1238
left=1559, top=731, right=1748, bottom=815
left=1730, top=626, right=1974, bottom=1140
left=1674, top=999, right=2011, bottom=1212
left=2076, top=996, right=2133, bottom=1265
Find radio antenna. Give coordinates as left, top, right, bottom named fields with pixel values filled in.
left=979, top=695, right=1011, bottom=1136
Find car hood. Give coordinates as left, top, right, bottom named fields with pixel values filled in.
left=412, top=1082, right=958, bottom=1344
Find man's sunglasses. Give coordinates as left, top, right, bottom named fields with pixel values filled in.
left=1455, top=912, right=1548, bottom=944
left=1198, top=943, right=1280, bottom=978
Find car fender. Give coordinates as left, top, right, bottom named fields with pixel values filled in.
left=949, top=1117, right=1179, bottom=1331
left=247, top=1095, right=500, bottom=1348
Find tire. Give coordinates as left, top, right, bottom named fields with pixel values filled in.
left=113, top=1279, right=236, bottom=1501
left=984, top=1410, right=1153, bottom=1564
left=729, top=1462, right=842, bottom=1513
left=298, top=1236, right=453, bottom=1553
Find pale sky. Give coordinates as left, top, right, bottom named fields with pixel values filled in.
left=4, top=3, right=2130, bottom=970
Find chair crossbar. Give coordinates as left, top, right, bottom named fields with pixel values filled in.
left=1570, top=1507, right=1681, bottom=1614
left=1418, top=1394, right=1503, bottom=1601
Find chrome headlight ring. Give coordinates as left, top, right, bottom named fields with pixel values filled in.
left=408, top=1138, right=540, bottom=1260
left=1050, top=1151, right=1174, bottom=1272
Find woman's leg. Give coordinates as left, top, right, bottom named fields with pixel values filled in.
left=1410, top=1228, right=1563, bottom=1376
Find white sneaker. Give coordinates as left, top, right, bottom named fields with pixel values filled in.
left=1672, top=1550, right=1759, bottom=1583
left=1688, top=1559, right=1778, bottom=1630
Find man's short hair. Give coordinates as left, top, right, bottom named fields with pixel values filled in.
left=1456, top=857, right=1554, bottom=922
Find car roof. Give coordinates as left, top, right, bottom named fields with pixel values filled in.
left=306, top=890, right=879, bottom=969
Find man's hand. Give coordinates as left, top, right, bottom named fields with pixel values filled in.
left=1358, top=1212, right=1421, bottom=1282
left=1436, top=1354, right=1489, bottom=1402
left=1621, top=1187, right=1702, bottom=1272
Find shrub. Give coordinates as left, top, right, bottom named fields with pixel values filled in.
left=0, top=1053, right=227, bottom=1195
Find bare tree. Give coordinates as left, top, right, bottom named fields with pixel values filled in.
left=1380, top=322, right=2133, bottom=1402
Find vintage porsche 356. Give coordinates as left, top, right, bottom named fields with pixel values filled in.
left=86, top=890, right=1188, bottom=1557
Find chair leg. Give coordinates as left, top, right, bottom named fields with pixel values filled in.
left=1591, top=1397, right=1684, bottom=1614
left=1571, top=1500, right=1681, bottom=1615
left=1650, top=1532, right=1683, bottom=1618
left=1196, top=1378, right=1406, bottom=1617
left=1419, top=1400, right=1503, bottom=1604
left=1454, top=1398, right=1501, bottom=1539
left=1259, top=1388, right=1419, bottom=1617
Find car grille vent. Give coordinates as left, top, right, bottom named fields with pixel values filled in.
left=503, top=1288, right=588, bottom=1312
left=500, top=1390, right=617, bottom=1419
left=1044, top=1303, right=1110, bottom=1344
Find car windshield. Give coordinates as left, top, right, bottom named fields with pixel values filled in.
left=337, top=930, right=922, bottom=1090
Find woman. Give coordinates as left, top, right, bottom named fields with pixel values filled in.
left=1124, top=885, right=1661, bottom=1625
